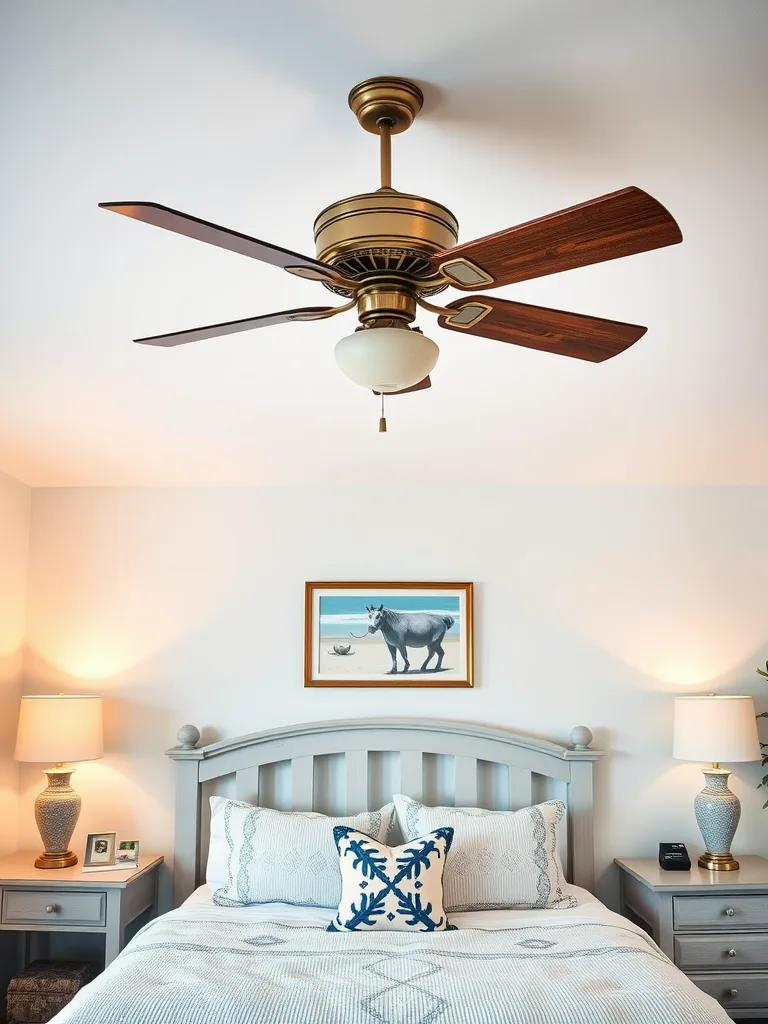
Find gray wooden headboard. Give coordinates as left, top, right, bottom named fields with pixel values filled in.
left=165, top=717, right=603, bottom=908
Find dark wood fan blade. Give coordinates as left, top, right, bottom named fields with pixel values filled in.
left=438, top=296, right=646, bottom=362
left=99, top=201, right=334, bottom=275
left=135, top=306, right=335, bottom=347
left=372, top=376, right=431, bottom=396
left=432, top=187, right=682, bottom=289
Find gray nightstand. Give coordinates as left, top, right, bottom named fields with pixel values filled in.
left=0, top=852, right=163, bottom=969
left=616, top=856, right=768, bottom=1020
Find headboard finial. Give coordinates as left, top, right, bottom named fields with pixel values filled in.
left=570, top=726, right=593, bottom=751
left=177, top=724, right=201, bottom=749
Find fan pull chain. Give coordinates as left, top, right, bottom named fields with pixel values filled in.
left=379, top=392, right=387, bottom=433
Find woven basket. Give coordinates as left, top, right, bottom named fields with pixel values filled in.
left=6, top=960, right=97, bottom=1024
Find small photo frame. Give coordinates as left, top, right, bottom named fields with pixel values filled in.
left=115, top=840, right=139, bottom=867
left=83, top=831, right=116, bottom=868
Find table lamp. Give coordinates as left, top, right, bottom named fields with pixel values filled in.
left=14, top=695, right=104, bottom=869
left=673, top=694, right=760, bottom=871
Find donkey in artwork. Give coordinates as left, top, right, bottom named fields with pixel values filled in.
left=364, top=604, right=455, bottom=674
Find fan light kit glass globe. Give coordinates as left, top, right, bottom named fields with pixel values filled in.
left=334, top=327, right=439, bottom=393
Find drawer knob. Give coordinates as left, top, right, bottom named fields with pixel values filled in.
left=724, top=907, right=735, bottom=917
left=727, top=949, right=737, bottom=958
left=729, top=989, right=739, bottom=998
left=45, top=904, right=57, bottom=914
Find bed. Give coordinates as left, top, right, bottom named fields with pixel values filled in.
left=49, top=717, right=731, bottom=1023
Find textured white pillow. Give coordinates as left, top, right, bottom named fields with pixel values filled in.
left=394, top=794, right=576, bottom=912
left=210, top=797, right=394, bottom=908
left=329, top=826, right=454, bottom=932
left=206, top=796, right=395, bottom=890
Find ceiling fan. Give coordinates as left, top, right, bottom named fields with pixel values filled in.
left=100, top=77, right=682, bottom=404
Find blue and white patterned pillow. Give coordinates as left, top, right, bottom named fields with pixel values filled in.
left=329, top=826, right=454, bottom=932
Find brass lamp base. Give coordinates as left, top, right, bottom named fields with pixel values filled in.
left=35, top=850, right=78, bottom=869
left=698, top=851, right=740, bottom=872
left=33, top=766, right=82, bottom=870
left=694, top=767, right=742, bottom=872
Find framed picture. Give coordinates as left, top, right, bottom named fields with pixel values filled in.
left=115, top=840, right=140, bottom=867
left=304, top=581, right=473, bottom=688
left=83, top=831, right=116, bottom=868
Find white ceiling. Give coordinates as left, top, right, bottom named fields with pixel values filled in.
left=1, top=0, right=766, bottom=486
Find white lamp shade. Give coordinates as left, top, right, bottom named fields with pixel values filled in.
left=673, top=695, right=761, bottom=763
left=334, top=327, right=439, bottom=392
left=14, top=695, right=104, bottom=763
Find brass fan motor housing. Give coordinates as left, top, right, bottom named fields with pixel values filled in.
left=313, top=189, right=459, bottom=297
left=316, top=78, right=459, bottom=299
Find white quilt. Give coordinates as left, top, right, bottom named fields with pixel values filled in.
left=51, top=887, right=731, bottom=1024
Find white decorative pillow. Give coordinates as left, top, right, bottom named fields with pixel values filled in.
left=210, top=797, right=394, bottom=908
left=329, top=826, right=454, bottom=932
left=394, top=794, right=576, bottom=912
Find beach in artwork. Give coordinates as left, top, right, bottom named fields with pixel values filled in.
left=319, top=632, right=463, bottom=678
left=316, top=592, right=464, bottom=680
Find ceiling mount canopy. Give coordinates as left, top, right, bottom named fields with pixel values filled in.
left=347, top=77, right=424, bottom=136
left=98, top=76, right=683, bottom=402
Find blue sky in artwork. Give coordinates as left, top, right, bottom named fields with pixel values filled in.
left=319, top=593, right=461, bottom=636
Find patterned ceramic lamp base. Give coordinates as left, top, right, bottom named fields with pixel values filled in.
left=694, top=767, right=741, bottom=871
left=34, top=767, right=81, bottom=869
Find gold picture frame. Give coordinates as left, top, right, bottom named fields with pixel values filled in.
left=304, top=581, right=473, bottom=688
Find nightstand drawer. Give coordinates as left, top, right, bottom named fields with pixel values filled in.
left=675, top=933, right=768, bottom=971
left=693, top=972, right=768, bottom=1011
left=1, top=889, right=106, bottom=927
left=673, top=895, right=768, bottom=930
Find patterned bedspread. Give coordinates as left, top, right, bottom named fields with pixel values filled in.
left=52, top=903, right=731, bottom=1024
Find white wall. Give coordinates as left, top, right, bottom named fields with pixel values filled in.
left=0, top=470, right=30, bottom=857
left=20, top=485, right=768, bottom=907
